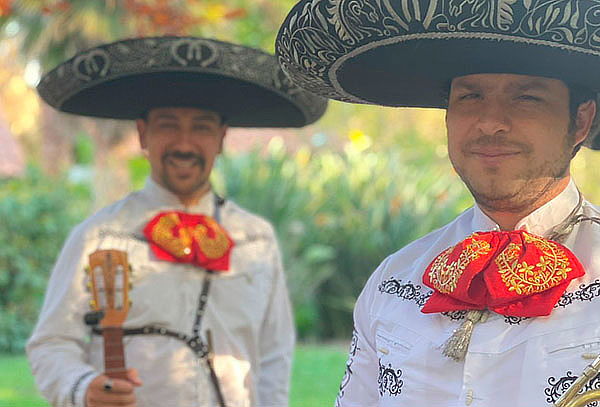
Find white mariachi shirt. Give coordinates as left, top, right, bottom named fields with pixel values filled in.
left=27, top=178, right=295, bottom=407
left=336, top=179, right=600, bottom=407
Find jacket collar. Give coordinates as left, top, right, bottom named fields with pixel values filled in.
left=471, top=178, right=580, bottom=237
left=141, top=177, right=215, bottom=215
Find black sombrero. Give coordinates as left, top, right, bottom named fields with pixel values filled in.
left=276, top=0, right=600, bottom=148
left=38, top=36, right=327, bottom=128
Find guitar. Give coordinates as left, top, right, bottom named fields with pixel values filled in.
left=87, top=249, right=131, bottom=381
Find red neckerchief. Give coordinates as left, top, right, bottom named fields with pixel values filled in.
left=421, top=230, right=584, bottom=317
left=144, top=211, right=235, bottom=272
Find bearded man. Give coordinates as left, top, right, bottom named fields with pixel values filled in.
left=276, top=1, right=600, bottom=406
left=27, top=37, right=326, bottom=407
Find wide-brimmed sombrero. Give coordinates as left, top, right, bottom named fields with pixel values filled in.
left=38, top=36, right=327, bottom=128
left=276, top=0, right=600, bottom=148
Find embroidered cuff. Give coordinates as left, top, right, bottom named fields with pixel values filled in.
left=69, top=370, right=96, bottom=407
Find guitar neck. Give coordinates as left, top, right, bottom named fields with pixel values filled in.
left=102, top=327, right=128, bottom=380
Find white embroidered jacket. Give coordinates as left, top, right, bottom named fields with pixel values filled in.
left=27, top=179, right=295, bottom=407
left=336, top=180, right=600, bottom=407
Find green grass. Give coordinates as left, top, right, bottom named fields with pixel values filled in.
left=290, top=344, right=348, bottom=407
left=0, top=344, right=348, bottom=407
left=0, top=355, right=45, bottom=407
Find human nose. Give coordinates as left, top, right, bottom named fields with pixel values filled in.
left=475, top=99, right=511, bottom=136
left=172, top=127, right=196, bottom=151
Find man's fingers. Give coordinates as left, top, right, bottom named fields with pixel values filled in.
left=126, top=368, right=143, bottom=387
left=86, top=374, right=138, bottom=407
left=87, top=390, right=137, bottom=405
left=101, top=377, right=135, bottom=393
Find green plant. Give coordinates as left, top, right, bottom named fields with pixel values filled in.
left=0, top=166, right=91, bottom=352
left=124, top=140, right=472, bottom=339
left=213, top=139, right=472, bottom=339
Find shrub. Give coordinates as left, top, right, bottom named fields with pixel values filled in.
left=0, top=167, right=91, bottom=352
left=213, top=140, right=472, bottom=339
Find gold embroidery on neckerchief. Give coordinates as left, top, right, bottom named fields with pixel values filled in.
left=495, top=232, right=573, bottom=295
left=151, top=213, right=193, bottom=258
left=428, top=234, right=492, bottom=294
left=191, top=217, right=231, bottom=260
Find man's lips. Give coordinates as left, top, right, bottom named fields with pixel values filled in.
left=163, top=153, right=204, bottom=170
left=468, top=148, right=521, bottom=158
left=166, top=156, right=198, bottom=169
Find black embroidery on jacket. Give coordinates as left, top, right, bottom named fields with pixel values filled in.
left=504, top=316, right=529, bottom=325
left=442, top=310, right=467, bottom=321
left=545, top=370, right=600, bottom=405
left=378, top=359, right=404, bottom=397
left=335, top=329, right=361, bottom=406
left=378, top=278, right=600, bottom=327
left=500, top=281, right=600, bottom=325
left=557, top=280, right=600, bottom=308
left=378, top=278, right=432, bottom=307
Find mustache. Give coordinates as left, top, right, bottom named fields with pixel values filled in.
left=462, top=135, right=532, bottom=153
left=162, top=151, right=206, bottom=167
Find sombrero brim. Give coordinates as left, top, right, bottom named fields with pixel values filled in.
left=335, top=37, right=600, bottom=108
left=39, top=37, right=327, bottom=127
left=276, top=0, right=600, bottom=147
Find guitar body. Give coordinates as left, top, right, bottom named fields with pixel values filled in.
left=87, top=249, right=131, bottom=381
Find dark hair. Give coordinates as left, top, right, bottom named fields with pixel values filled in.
left=568, top=84, right=597, bottom=156
left=442, top=79, right=597, bottom=154
left=138, top=108, right=228, bottom=125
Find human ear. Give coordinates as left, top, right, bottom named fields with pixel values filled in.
left=218, top=125, right=228, bottom=154
left=136, top=119, right=148, bottom=153
left=573, top=100, right=597, bottom=146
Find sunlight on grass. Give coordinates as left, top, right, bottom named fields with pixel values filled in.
left=0, top=344, right=348, bottom=407
left=290, top=344, right=348, bottom=407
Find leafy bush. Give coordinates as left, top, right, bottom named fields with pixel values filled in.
left=0, top=167, right=91, bottom=352
left=213, top=140, right=473, bottom=339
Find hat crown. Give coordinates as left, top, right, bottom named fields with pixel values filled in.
left=39, top=36, right=327, bottom=127
left=277, top=0, right=600, bottom=100
left=276, top=0, right=600, bottom=148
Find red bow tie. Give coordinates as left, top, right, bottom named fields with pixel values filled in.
left=421, top=231, right=584, bottom=317
left=144, top=211, right=235, bottom=271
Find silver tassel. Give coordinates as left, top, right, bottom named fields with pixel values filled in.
left=442, top=310, right=486, bottom=362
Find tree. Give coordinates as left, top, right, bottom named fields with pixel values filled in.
left=0, top=0, right=298, bottom=205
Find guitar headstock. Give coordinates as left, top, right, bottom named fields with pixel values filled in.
left=87, top=249, right=131, bottom=328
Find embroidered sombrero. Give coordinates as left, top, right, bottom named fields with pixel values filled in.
left=38, top=36, right=327, bottom=128
left=276, top=0, right=600, bottom=147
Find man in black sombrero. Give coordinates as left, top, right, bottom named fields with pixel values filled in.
left=278, top=1, right=600, bottom=406
left=27, top=37, right=326, bottom=407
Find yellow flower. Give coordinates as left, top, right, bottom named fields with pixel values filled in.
left=347, top=129, right=372, bottom=152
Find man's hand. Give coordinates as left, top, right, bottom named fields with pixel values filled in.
left=85, top=369, right=143, bottom=407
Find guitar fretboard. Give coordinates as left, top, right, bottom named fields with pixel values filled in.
left=103, top=327, right=128, bottom=380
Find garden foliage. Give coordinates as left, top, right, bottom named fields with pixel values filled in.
left=0, top=167, right=91, bottom=352
left=213, top=140, right=473, bottom=339
left=0, top=145, right=471, bottom=353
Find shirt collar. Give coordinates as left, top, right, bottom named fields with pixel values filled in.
left=470, top=178, right=580, bottom=237
left=141, top=177, right=216, bottom=215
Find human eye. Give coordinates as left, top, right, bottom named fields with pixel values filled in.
left=458, top=92, right=481, bottom=101
left=519, top=95, right=540, bottom=101
left=516, top=93, right=543, bottom=103
left=157, top=121, right=178, bottom=129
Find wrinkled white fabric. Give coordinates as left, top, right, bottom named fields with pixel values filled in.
left=27, top=178, right=295, bottom=407
left=336, top=179, right=600, bottom=407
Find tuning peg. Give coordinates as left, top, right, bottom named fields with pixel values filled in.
left=84, top=266, right=91, bottom=274
left=85, top=281, right=93, bottom=292
left=84, top=310, right=104, bottom=326
left=89, top=300, right=97, bottom=309
left=128, top=282, right=133, bottom=290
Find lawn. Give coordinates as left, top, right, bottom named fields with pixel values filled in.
left=0, top=344, right=348, bottom=407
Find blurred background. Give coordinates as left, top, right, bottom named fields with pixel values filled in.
left=1, top=1, right=599, bottom=406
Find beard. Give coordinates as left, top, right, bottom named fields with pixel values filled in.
left=160, top=151, right=209, bottom=197
left=451, top=132, right=575, bottom=214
